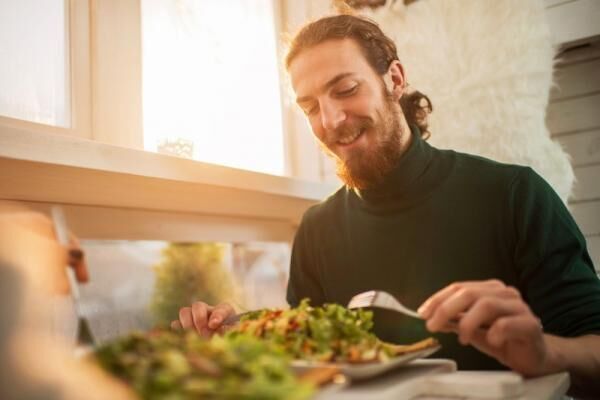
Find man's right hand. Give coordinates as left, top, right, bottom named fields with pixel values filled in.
left=170, top=301, right=235, bottom=337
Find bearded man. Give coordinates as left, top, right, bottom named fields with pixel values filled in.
left=174, top=14, right=600, bottom=397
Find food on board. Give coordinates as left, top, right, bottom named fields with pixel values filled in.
left=228, top=299, right=438, bottom=363
left=94, top=330, right=314, bottom=400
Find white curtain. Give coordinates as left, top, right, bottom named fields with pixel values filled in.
left=0, top=0, right=70, bottom=127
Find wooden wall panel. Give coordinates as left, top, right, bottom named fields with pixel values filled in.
left=545, top=0, right=600, bottom=46
left=571, top=165, right=600, bottom=201
left=571, top=201, right=600, bottom=236
left=555, top=129, right=600, bottom=167
left=550, top=58, right=600, bottom=101
left=544, top=0, right=573, bottom=8
left=586, top=235, right=600, bottom=272
left=556, top=41, right=600, bottom=66
left=546, top=93, right=600, bottom=135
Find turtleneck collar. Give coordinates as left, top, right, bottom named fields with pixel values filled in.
left=349, top=125, right=452, bottom=212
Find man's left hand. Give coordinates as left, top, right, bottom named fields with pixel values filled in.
left=418, top=279, right=557, bottom=376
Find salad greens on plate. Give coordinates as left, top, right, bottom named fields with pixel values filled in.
left=94, top=330, right=314, bottom=400
left=227, top=299, right=438, bottom=363
left=92, top=299, right=437, bottom=399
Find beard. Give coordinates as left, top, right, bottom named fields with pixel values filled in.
left=322, top=90, right=405, bottom=190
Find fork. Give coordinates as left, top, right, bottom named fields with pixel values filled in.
left=348, top=290, right=477, bottom=330
left=348, top=290, right=422, bottom=319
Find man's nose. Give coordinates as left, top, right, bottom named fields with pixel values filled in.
left=320, top=101, right=346, bottom=131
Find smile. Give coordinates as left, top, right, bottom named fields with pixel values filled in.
left=337, top=128, right=365, bottom=145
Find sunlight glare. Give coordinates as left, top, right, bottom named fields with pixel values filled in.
left=142, top=0, right=285, bottom=175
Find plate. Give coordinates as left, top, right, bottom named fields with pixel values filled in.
left=290, top=345, right=440, bottom=380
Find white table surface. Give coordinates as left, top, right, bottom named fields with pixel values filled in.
left=316, top=359, right=570, bottom=400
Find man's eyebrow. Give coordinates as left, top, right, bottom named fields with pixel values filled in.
left=296, top=72, right=355, bottom=104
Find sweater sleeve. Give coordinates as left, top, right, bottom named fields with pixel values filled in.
left=286, top=210, right=326, bottom=307
left=510, top=167, right=600, bottom=336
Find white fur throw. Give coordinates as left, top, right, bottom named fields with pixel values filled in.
left=362, top=0, right=574, bottom=201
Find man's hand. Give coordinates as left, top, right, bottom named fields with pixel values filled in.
left=418, top=279, right=557, bottom=377
left=171, top=302, right=235, bottom=338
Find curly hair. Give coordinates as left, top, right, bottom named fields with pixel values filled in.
left=285, top=14, right=432, bottom=139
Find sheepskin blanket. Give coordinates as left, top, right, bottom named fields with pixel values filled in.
left=361, top=0, right=574, bottom=201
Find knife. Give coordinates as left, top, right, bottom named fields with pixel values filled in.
left=222, top=311, right=253, bottom=326
left=51, top=206, right=96, bottom=346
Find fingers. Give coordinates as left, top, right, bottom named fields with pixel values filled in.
left=419, top=279, right=505, bottom=319
left=179, top=306, right=195, bottom=332
left=418, top=282, right=463, bottom=318
left=457, top=297, right=527, bottom=345
left=191, top=302, right=214, bottom=337
left=466, top=314, right=545, bottom=373
left=170, top=319, right=183, bottom=331
left=208, top=303, right=235, bottom=329
left=421, top=280, right=519, bottom=332
left=174, top=302, right=235, bottom=337
left=486, top=314, right=543, bottom=348
left=420, top=280, right=548, bottom=376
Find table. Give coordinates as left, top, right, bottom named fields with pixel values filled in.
left=316, top=359, right=570, bottom=400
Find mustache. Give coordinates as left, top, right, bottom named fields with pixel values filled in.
left=324, top=117, right=375, bottom=146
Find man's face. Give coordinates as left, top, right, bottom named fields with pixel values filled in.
left=289, top=38, right=409, bottom=189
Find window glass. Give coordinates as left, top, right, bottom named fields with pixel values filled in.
left=0, top=0, right=70, bottom=127
left=142, top=0, right=285, bottom=175
left=79, top=240, right=290, bottom=341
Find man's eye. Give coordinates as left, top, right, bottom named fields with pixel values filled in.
left=336, top=86, right=357, bottom=96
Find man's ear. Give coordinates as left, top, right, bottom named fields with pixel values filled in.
left=383, top=60, right=406, bottom=101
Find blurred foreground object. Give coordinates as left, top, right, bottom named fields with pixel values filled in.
left=94, top=330, right=314, bottom=400
left=50, top=206, right=96, bottom=347
left=0, top=201, right=133, bottom=400
left=0, top=201, right=88, bottom=295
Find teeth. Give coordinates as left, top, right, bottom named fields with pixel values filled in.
left=338, top=129, right=363, bottom=145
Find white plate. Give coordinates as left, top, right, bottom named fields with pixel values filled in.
left=290, top=345, right=440, bottom=380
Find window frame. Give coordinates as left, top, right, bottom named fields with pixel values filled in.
left=0, top=0, right=338, bottom=242
left=0, top=0, right=92, bottom=139
left=0, top=0, right=337, bottom=178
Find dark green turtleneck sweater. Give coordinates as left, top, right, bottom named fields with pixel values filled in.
left=287, top=127, right=600, bottom=370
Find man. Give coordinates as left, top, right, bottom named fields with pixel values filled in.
left=174, top=15, right=600, bottom=395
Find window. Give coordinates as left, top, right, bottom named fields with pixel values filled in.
left=0, top=0, right=70, bottom=127
left=80, top=240, right=290, bottom=341
left=142, top=0, right=286, bottom=175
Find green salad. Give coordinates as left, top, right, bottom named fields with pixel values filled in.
left=227, top=299, right=406, bottom=363
left=94, top=330, right=314, bottom=400
left=93, top=299, right=437, bottom=399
